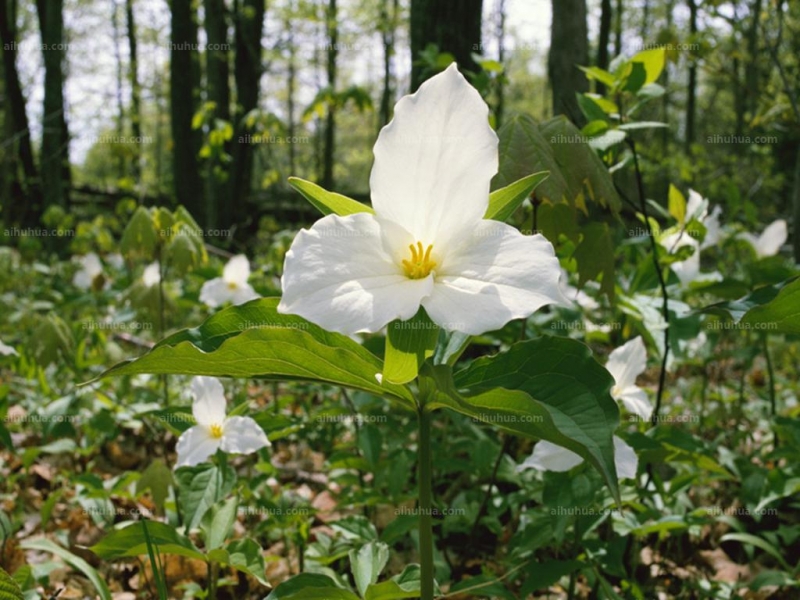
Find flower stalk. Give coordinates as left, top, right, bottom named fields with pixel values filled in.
left=417, top=399, right=434, bottom=600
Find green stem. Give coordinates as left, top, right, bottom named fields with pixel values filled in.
left=418, top=404, right=434, bottom=600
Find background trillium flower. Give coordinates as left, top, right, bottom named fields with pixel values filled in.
left=279, top=63, right=567, bottom=336
left=73, top=253, right=105, bottom=290
left=739, top=219, right=787, bottom=258
left=516, top=336, right=651, bottom=480
left=200, top=254, right=260, bottom=307
left=0, top=339, right=18, bottom=356
left=685, top=189, right=724, bottom=250
left=143, top=261, right=161, bottom=288
left=175, top=376, right=270, bottom=468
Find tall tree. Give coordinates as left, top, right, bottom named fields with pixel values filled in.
left=495, top=0, right=506, bottom=127
left=227, top=0, right=265, bottom=229
left=596, top=0, right=612, bottom=94
left=685, top=0, right=698, bottom=152
left=284, top=2, right=297, bottom=174
left=126, top=0, right=142, bottom=182
left=613, top=0, right=622, bottom=56
left=548, top=0, right=588, bottom=125
left=112, top=0, right=126, bottom=178
left=36, top=0, right=70, bottom=209
left=203, top=0, right=231, bottom=228
left=0, top=0, right=39, bottom=220
left=378, top=0, right=398, bottom=129
left=322, top=0, right=336, bottom=189
left=409, top=0, right=482, bottom=91
left=169, top=0, right=203, bottom=216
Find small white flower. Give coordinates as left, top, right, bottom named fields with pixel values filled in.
left=106, top=253, right=125, bottom=270
left=199, top=255, right=260, bottom=308
left=73, top=253, right=105, bottom=290
left=685, top=189, right=723, bottom=250
left=661, top=230, right=700, bottom=285
left=606, top=336, right=652, bottom=421
left=278, top=64, right=566, bottom=336
left=739, top=219, right=787, bottom=258
left=143, top=262, right=161, bottom=288
left=0, top=339, right=18, bottom=357
left=517, top=436, right=638, bottom=479
left=175, top=376, right=270, bottom=468
left=559, top=269, right=599, bottom=311
left=516, top=336, right=651, bottom=480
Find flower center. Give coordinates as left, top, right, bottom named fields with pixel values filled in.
left=402, top=242, right=436, bottom=280
left=209, top=423, right=224, bottom=439
left=227, top=282, right=238, bottom=290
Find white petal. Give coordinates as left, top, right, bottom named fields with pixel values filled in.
left=0, top=339, right=18, bottom=356
left=190, top=376, right=227, bottom=427
left=279, top=213, right=434, bottom=334
left=175, top=426, right=222, bottom=468
left=422, top=221, right=567, bottom=335
left=700, top=205, right=723, bottom=249
left=613, top=436, right=638, bottom=479
left=223, top=255, right=251, bottom=286
left=617, top=386, right=652, bottom=421
left=685, top=189, right=706, bottom=222
left=199, top=278, right=233, bottom=308
left=606, top=336, right=647, bottom=390
left=516, top=440, right=584, bottom=473
left=72, top=270, right=93, bottom=290
left=143, top=262, right=161, bottom=287
left=82, top=252, right=103, bottom=277
left=231, top=283, right=260, bottom=305
left=106, top=253, right=125, bottom=270
left=661, top=231, right=699, bottom=285
left=756, top=219, right=787, bottom=257
left=221, top=416, right=270, bottom=454
left=370, top=63, right=498, bottom=248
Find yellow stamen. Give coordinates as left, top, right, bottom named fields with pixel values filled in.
left=227, top=282, right=238, bottom=290
left=209, top=424, right=224, bottom=439
left=402, top=242, right=437, bottom=279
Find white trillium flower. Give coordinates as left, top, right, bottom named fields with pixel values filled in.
left=685, top=189, right=723, bottom=250
left=559, top=269, right=599, bottom=311
left=278, top=64, right=567, bottom=336
left=175, top=376, right=270, bottom=468
left=516, top=336, right=651, bottom=480
left=739, top=219, right=787, bottom=258
left=143, top=262, right=161, bottom=288
left=106, top=253, right=125, bottom=270
left=661, top=230, right=700, bottom=285
left=606, top=336, right=652, bottom=421
left=517, top=436, right=638, bottom=479
left=73, top=252, right=105, bottom=290
left=0, top=339, right=18, bottom=357
left=200, top=255, right=260, bottom=308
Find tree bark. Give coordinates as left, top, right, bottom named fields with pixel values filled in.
left=613, top=0, right=622, bottom=57
left=169, top=0, right=203, bottom=216
left=0, top=0, right=39, bottom=217
left=112, top=0, right=126, bottom=178
left=548, top=0, right=588, bottom=125
left=126, top=0, right=142, bottom=181
left=495, top=0, right=506, bottom=127
left=35, top=0, right=70, bottom=209
left=685, top=0, right=698, bottom=153
left=379, top=0, right=398, bottom=129
left=410, top=0, right=483, bottom=91
left=597, top=0, right=611, bottom=94
left=322, top=0, right=337, bottom=189
left=228, top=0, right=265, bottom=229
left=203, top=0, right=230, bottom=229
left=285, top=3, right=297, bottom=174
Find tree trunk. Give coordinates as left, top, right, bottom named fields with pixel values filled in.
left=410, top=0, right=483, bottom=91
left=548, top=0, right=588, bottom=125
left=322, top=0, right=336, bottom=190
left=126, top=0, right=142, bottom=181
left=36, top=0, right=70, bottom=209
left=613, top=0, right=622, bottom=57
left=170, top=0, right=203, bottom=216
left=228, top=0, right=265, bottom=230
left=744, top=0, right=762, bottom=119
left=597, top=0, right=611, bottom=94
left=495, top=0, right=506, bottom=127
left=203, top=0, right=230, bottom=229
left=685, top=0, right=698, bottom=153
left=112, top=0, right=126, bottom=178
left=794, top=145, right=800, bottom=264
left=379, top=0, right=398, bottom=129
left=285, top=4, right=297, bottom=174
left=0, top=0, right=40, bottom=220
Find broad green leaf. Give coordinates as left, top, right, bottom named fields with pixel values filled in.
left=120, top=206, right=158, bottom=259
left=577, top=94, right=609, bottom=123
left=631, top=48, right=666, bottom=84
left=89, top=520, right=205, bottom=561
left=201, top=496, right=238, bottom=551
left=622, top=61, right=647, bottom=93
left=668, top=184, right=686, bottom=224
left=136, top=459, right=173, bottom=514
left=421, top=336, right=621, bottom=502
left=0, top=567, right=24, bottom=600
left=573, top=222, right=616, bottom=299
left=485, top=171, right=550, bottom=222
left=365, top=564, right=424, bottom=600
left=618, top=121, right=668, bottom=130
left=176, top=463, right=237, bottom=531
left=349, top=541, right=390, bottom=597
left=383, top=309, right=439, bottom=385
left=265, top=573, right=360, bottom=600
left=88, top=298, right=413, bottom=406
left=521, top=559, right=584, bottom=596
left=207, top=538, right=268, bottom=585
left=720, top=533, right=791, bottom=571
left=21, top=538, right=113, bottom=600
left=288, top=177, right=373, bottom=217
left=589, top=129, right=626, bottom=151
left=577, top=66, right=615, bottom=87
left=701, top=277, right=800, bottom=332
